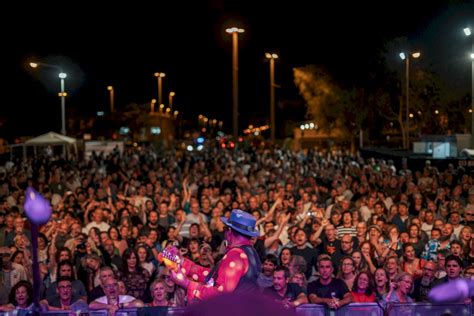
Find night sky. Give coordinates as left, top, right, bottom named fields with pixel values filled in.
left=4, top=1, right=473, bottom=139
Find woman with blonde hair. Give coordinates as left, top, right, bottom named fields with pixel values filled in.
left=290, top=271, right=308, bottom=290
left=382, top=272, right=414, bottom=303
left=147, top=279, right=170, bottom=307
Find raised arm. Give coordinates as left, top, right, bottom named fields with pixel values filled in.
left=264, top=213, right=290, bottom=248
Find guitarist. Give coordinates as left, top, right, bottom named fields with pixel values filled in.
left=164, top=209, right=262, bottom=302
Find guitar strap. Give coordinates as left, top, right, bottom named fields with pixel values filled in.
left=204, top=257, right=222, bottom=286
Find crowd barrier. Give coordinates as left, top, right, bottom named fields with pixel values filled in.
left=296, top=302, right=472, bottom=316
left=386, top=302, right=471, bottom=316
left=0, top=303, right=470, bottom=316
left=296, top=303, right=382, bottom=316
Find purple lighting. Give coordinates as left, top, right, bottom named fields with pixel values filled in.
left=24, top=187, right=52, bottom=225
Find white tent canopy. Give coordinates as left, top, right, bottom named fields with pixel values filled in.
left=25, top=132, right=77, bottom=146
left=12, top=132, right=78, bottom=160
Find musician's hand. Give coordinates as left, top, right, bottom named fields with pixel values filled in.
left=170, top=266, right=190, bottom=289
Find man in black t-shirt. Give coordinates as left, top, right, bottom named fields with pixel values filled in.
left=307, top=257, right=351, bottom=309
left=290, top=228, right=318, bottom=278
left=263, top=266, right=308, bottom=309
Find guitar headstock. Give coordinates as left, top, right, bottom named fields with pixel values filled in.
left=162, top=247, right=181, bottom=271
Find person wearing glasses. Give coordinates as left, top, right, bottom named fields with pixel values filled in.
left=89, top=277, right=143, bottom=315
left=40, top=276, right=86, bottom=311
left=157, top=267, right=186, bottom=306
left=411, top=261, right=437, bottom=302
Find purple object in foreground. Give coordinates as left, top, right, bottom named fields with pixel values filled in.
left=24, top=187, right=52, bottom=225
left=428, top=279, right=472, bottom=303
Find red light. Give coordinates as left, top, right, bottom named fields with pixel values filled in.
left=238, top=137, right=243, bottom=142
left=229, top=142, right=235, bottom=148
left=221, top=143, right=226, bottom=148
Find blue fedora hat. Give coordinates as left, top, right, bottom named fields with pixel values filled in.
left=220, top=209, right=260, bottom=237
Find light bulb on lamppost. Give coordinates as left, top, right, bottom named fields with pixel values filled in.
left=226, top=26, right=245, bottom=138
left=265, top=52, right=279, bottom=142
left=107, top=86, right=115, bottom=113
left=399, top=51, right=421, bottom=149
left=154, top=72, right=166, bottom=105
left=29, top=62, right=68, bottom=135
left=169, top=91, right=175, bottom=109
left=150, top=99, right=157, bottom=113
left=159, top=104, right=165, bottom=113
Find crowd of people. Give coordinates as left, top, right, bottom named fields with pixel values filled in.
left=0, top=144, right=472, bottom=313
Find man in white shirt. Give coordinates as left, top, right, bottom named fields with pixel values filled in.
left=83, top=208, right=110, bottom=234
left=89, top=278, right=143, bottom=313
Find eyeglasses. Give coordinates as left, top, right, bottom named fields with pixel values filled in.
left=58, top=285, right=72, bottom=290
left=104, top=283, right=118, bottom=289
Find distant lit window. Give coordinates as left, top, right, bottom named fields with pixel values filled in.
left=150, top=127, right=161, bottom=135
left=119, top=127, right=130, bottom=135
left=97, top=111, right=105, bottom=117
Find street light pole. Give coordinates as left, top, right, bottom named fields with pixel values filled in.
left=405, top=55, right=410, bottom=150
left=399, top=51, right=420, bottom=150
left=150, top=99, right=157, bottom=114
left=59, top=73, right=67, bottom=135
left=29, top=62, right=68, bottom=135
left=464, top=27, right=474, bottom=147
left=154, top=72, right=166, bottom=105
left=169, top=91, right=175, bottom=110
left=226, top=27, right=244, bottom=138
left=107, top=86, right=115, bottom=113
left=265, top=53, right=278, bottom=142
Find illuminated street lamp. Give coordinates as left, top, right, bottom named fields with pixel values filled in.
left=399, top=51, right=421, bottom=149
left=169, top=91, right=175, bottom=109
left=30, top=62, right=68, bottom=135
left=154, top=72, right=166, bottom=105
left=107, top=86, right=115, bottom=113
left=464, top=27, right=474, bottom=147
left=150, top=99, right=157, bottom=113
left=226, top=27, right=245, bottom=138
left=265, top=52, right=279, bottom=142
